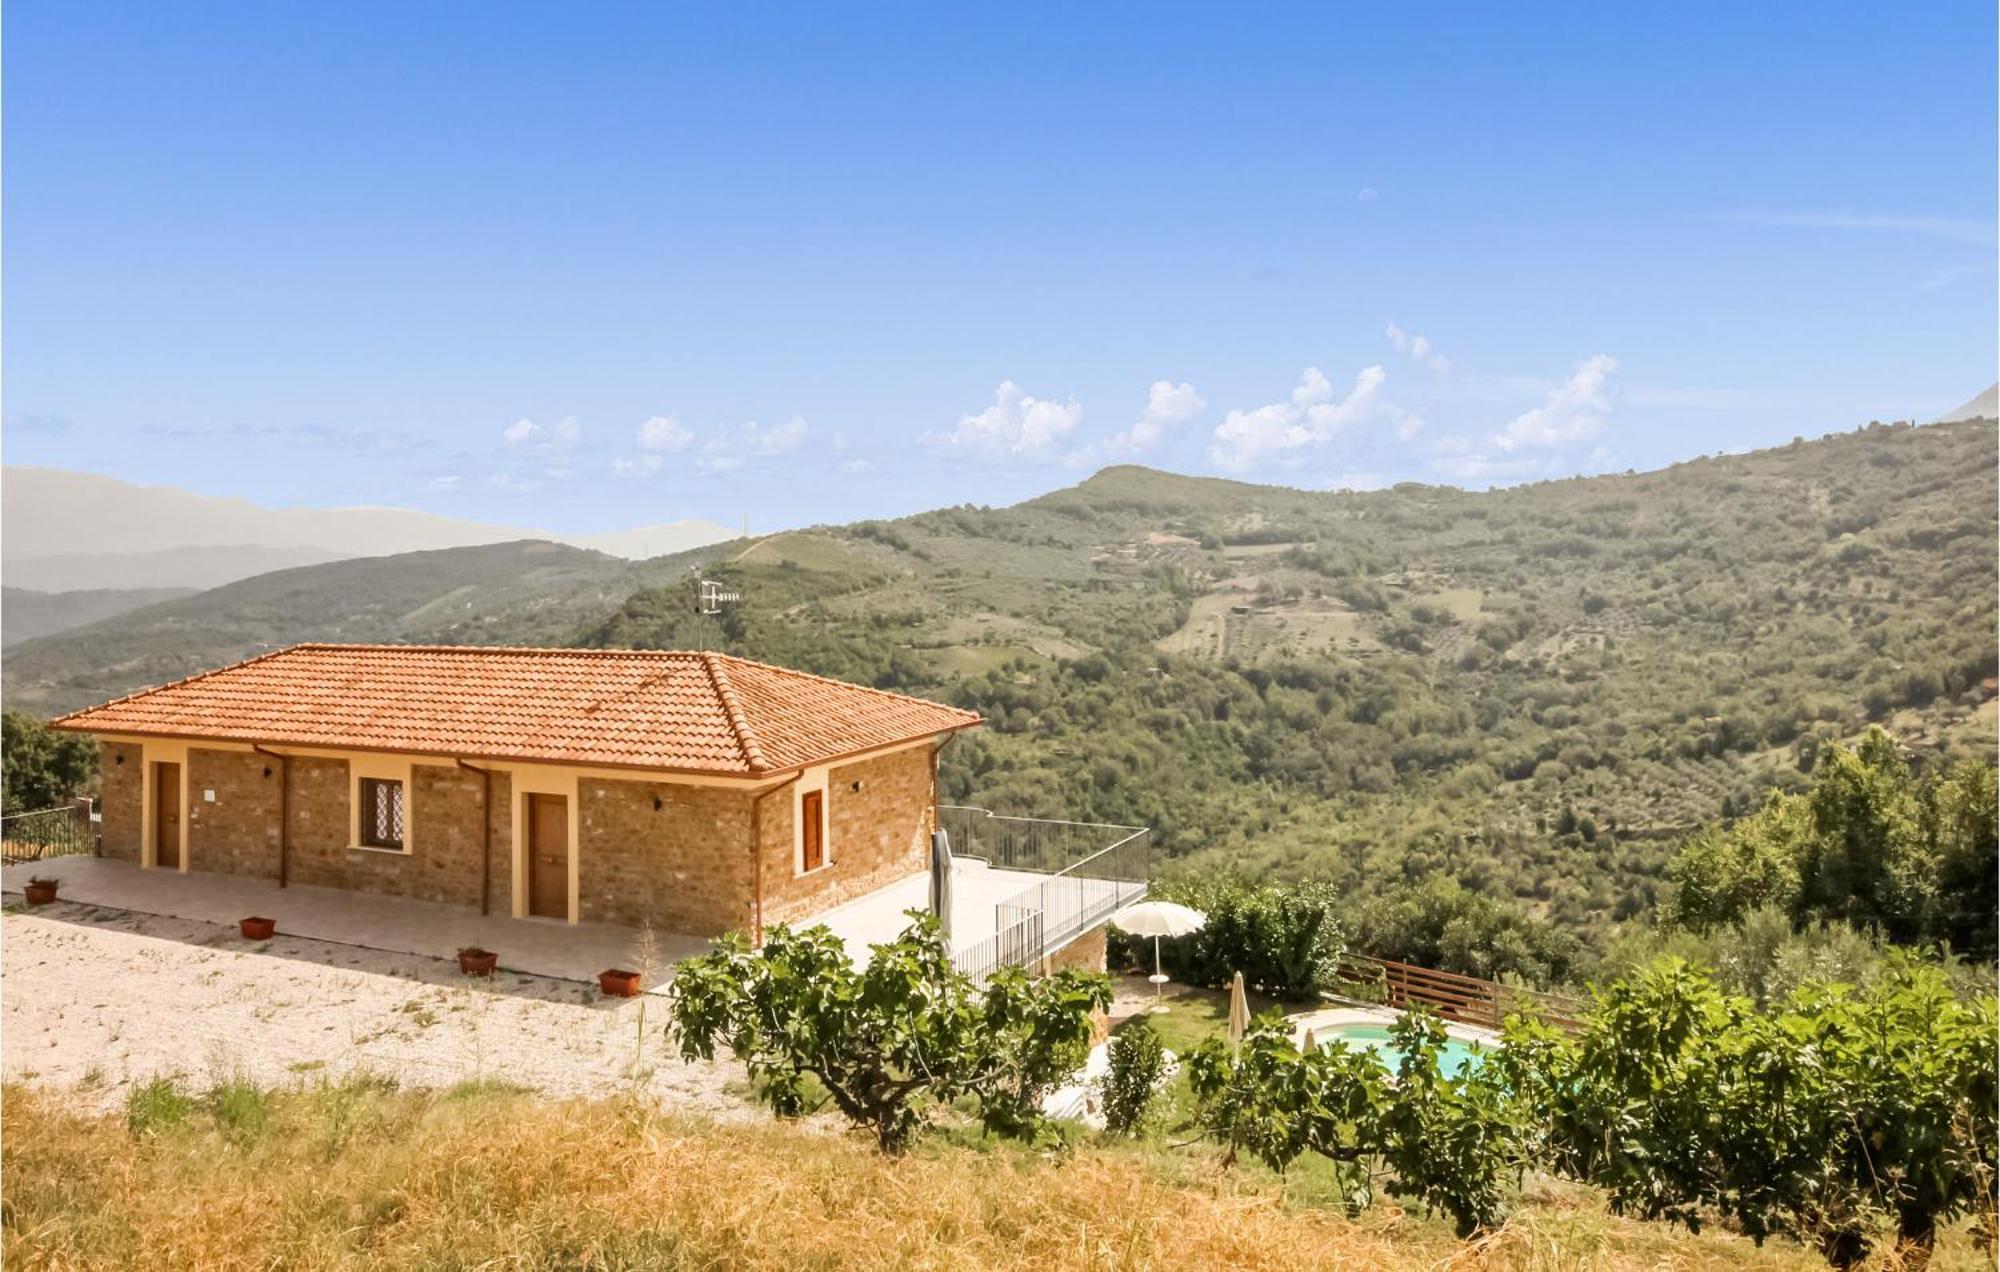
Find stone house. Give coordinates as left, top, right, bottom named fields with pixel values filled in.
left=54, top=643, right=982, bottom=940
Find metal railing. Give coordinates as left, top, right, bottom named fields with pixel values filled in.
left=949, top=907, right=1043, bottom=981
left=940, top=805, right=1149, bottom=981
left=2, top=800, right=97, bottom=868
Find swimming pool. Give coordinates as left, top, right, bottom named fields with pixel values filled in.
left=1315, top=1022, right=1492, bottom=1077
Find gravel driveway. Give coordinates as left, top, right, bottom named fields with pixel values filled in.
left=2, top=900, right=746, bottom=1116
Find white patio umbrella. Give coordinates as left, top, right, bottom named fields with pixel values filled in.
left=1111, top=900, right=1207, bottom=1014
left=928, top=830, right=953, bottom=944
left=1227, top=970, right=1250, bottom=1051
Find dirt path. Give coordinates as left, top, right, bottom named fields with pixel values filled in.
left=2, top=901, right=748, bottom=1116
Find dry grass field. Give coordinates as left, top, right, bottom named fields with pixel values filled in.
left=6, top=1078, right=1986, bottom=1271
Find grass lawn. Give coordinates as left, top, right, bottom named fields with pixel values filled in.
left=1111, top=977, right=1295, bottom=1054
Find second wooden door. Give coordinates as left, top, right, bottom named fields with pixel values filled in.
left=528, top=793, right=568, bottom=919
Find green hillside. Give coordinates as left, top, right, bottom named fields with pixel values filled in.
left=0, top=540, right=714, bottom=714
left=7, top=420, right=1992, bottom=937
left=0, top=585, right=198, bottom=647
left=584, top=419, right=1997, bottom=931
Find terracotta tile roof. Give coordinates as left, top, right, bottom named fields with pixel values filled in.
left=52, top=644, right=981, bottom=776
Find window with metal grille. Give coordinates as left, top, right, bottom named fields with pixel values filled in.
left=359, top=778, right=406, bottom=850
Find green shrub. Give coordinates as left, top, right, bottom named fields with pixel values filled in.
left=1501, top=957, right=1998, bottom=1265
left=1102, top=1020, right=1165, bottom=1135
left=1369, top=1010, right=1521, bottom=1236
left=1348, top=877, right=1580, bottom=988
left=204, top=1075, right=274, bottom=1144
left=1186, top=1010, right=1519, bottom=1236
left=126, top=1076, right=195, bottom=1137
left=1120, top=876, right=1344, bottom=1000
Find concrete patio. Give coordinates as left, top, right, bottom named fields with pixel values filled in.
left=1, top=856, right=708, bottom=988
left=2, top=851, right=1136, bottom=986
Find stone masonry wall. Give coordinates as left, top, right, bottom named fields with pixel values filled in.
left=577, top=777, right=757, bottom=936
left=761, top=744, right=936, bottom=928
left=284, top=759, right=503, bottom=910
left=1043, top=924, right=1108, bottom=975
left=97, top=741, right=143, bottom=862
left=186, top=748, right=282, bottom=879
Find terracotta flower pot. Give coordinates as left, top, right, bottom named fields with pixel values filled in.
left=458, top=947, right=499, bottom=977
left=599, top=968, right=642, bottom=998
left=240, top=916, right=277, bottom=941
left=22, top=881, right=58, bottom=906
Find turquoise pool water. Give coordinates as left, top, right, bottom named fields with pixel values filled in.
left=1317, top=1023, right=1491, bottom=1077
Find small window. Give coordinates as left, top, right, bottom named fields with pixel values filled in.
left=359, top=778, right=406, bottom=850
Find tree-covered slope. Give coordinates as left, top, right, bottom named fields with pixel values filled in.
left=0, top=540, right=712, bottom=714
left=585, top=419, right=1996, bottom=931
left=7, top=420, right=1990, bottom=935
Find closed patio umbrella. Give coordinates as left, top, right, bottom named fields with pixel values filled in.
left=928, top=829, right=953, bottom=944
left=1110, top=900, right=1207, bottom=1014
left=1228, top=970, right=1249, bottom=1051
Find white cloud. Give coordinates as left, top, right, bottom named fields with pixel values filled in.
left=1329, top=472, right=1390, bottom=492
left=502, top=415, right=581, bottom=450
left=636, top=414, right=693, bottom=453
left=613, top=454, right=663, bottom=479
left=926, top=381, right=1084, bottom=463
left=1496, top=355, right=1618, bottom=451
left=1385, top=322, right=1451, bottom=374
left=1101, top=380, right=1206, bottom=457
left=697, top=415, right=812, bottom=474
left=1208, top=365, right=1406, bottom=473
left=1356, top=187, right=1379, bottom=203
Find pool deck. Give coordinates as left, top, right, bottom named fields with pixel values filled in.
left=1287, top=1002, right=1500, bottom=1049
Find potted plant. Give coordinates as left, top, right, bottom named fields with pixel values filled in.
left=599, top=968, right=642, bottom=998
left=458, top=947, right=499, bottom=977
left=240, top=916, right=277, bottom=940
left=22, top=876, right=59, bottom=906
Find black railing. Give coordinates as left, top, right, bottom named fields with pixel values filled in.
left=2, top=801, right=96, bottom=867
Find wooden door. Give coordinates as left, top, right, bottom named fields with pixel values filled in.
left=528, top=794, right=568, bottom=919
left=153, top=762, right=182, bottom=868
left=801, top=790, right=824, bottom=872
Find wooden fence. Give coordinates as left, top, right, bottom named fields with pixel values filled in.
left=1334, top=952, right=1582, bottom=1033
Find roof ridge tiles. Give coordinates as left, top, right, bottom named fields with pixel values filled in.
left=706, top=650, right=981, bottom=721
left=698, top=650, right=771, bottom=773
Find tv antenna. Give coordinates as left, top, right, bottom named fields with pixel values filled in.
left=696, top=578, right=742, bottom=616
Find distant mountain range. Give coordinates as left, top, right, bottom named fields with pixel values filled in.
left=0, top=466, right=738, bottom=590
left=1935, top=383, right=1999, bottom=424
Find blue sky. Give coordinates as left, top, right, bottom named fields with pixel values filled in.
left=5, top=3, right=1994, bottom=533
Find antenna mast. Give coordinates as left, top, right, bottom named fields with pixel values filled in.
left=690, top=572, right=743, bottom=651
